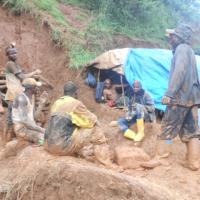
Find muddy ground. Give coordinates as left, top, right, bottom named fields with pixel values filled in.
left=0, top=6, right=200, bottom=200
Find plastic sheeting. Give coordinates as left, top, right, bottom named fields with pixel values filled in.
left=124, top=48, right=200, bottom=112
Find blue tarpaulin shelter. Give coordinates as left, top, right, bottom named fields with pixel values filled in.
left=124, top=48, right=200, bottom=111
left=85, top=48, right=200, bottom=124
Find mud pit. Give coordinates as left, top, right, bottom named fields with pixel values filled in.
left=0, top=7, right=200, bottom=200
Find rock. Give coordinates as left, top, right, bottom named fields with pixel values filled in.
left=115, top=145, right=150, bottom=169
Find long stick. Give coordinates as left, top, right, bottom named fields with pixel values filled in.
left=120, top=75, right=126, bottom=108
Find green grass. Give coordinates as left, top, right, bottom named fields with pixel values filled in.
left=69, top=44, right=97, bottom=69
left=33, top=0, right=68, bottom=26
left=2, top=0, right=33, bottom=13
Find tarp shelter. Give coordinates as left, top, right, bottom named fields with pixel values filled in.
left=84, top=48, right=200, bottom=119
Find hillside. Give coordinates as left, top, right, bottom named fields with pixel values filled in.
left=0, top=1, right=200, bottom=200
left=2, top=0, right=200, bottom=68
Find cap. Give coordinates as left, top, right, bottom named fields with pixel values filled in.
left=64, top=81, right=78, bottom=93
left=22, top=78, right=42, bottom=87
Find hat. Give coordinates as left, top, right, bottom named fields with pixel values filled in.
left=6, top=42, right=17, bottom=56
left=64, top=81, right=78, bottom=93
left=165, top=24, right=194, bottom=43
left=22, top=78, right=42, bottom=87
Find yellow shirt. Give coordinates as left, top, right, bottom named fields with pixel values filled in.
left=51, top=96, right=97, bottom=128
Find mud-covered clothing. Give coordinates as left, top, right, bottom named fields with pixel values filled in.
left=44, top=125, right=107, bottom=156
left=117, top=88, right=155, bottom=132
left=5, top=61, right=24, bottom=127
left=159, top=105, right=200, bottom=142
left=45, top=96, right=98, bottom=152
left=51, top=96, right=97, bottom=128
left=127, top=88, right=155, bottom=121
left=161, top=43, right=200, bottom=141
left=6, top=61, right=22, bottom=75
left=45, top=96, right=111, bottom=166
left=12, top=93, right=44, bottom=143
left=5, top=61, right=24, bottom=102
left=126, top=87, right=154, bottom=110
left=165, top=44, right=200, bottom=107
left=14, top=124, right=43, bottom=143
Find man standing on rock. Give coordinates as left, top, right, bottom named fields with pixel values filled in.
left=44, top=81, right=113, bottom=167
left=142, top=24, right=200, bottom=170
left=4, top=43, right=41, bottom=143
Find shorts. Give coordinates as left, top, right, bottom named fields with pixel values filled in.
left=159, top=105, right=200, bottom=142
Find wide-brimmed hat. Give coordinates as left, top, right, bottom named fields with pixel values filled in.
left=165, top=24, right=194, bottom=43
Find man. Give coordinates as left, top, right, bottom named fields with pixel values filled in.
left=103, top=79, right=117, bottom=106
left=12, top=78, right=45, bottom=144
left=142, top=24, right=200, bottom=171
left=44, top=81, right=112, bottom=166
left=0, top=78, right=45, bottom=160
left=4, top=43, right=41, bottom=143
left=113, top=80, right=155, bottom=142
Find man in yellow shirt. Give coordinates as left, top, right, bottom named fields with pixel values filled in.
left=44, top=81, right=112, bottom=166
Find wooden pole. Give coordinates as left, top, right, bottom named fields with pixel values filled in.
left=120, top=75, right=126, bottom=108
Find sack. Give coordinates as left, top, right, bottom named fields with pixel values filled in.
left=45, top=114, right=77, bottom=146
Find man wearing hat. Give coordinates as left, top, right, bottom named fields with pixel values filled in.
left=0, top=78, right=44, bottom=160
left=44, top=81, right=113, bottom=166
left=142, top=24, right=200, bottom=170
left=4, top=43, right=41, bottom=143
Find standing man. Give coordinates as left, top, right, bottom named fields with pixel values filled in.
left=4, top=43, right=41, bottom=143
left=143, top=24, right=200, bottom=170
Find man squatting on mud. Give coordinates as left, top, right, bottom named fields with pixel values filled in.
left=44, top=81, right=113, bottom=166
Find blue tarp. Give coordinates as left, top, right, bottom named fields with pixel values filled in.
left=124, top=48, right=200, bottom=111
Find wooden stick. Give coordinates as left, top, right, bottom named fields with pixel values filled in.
left=120, top=75, right=126, bottom=108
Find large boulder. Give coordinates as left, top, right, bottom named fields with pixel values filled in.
left=115, top=145, right=150, bottom=169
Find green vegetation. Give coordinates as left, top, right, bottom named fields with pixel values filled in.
left=1, top=0, right=200, bottom=67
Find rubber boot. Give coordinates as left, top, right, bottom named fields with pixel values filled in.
left=124, top=129, right=136, bottom=140
left=185, top=138, right=199, bottom=171
left=134, top=118, right=145, bottom=142
left=140, top=140, right=172, bottom=169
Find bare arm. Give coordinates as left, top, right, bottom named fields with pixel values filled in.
left=13, top=95, right=45, bottom=133
left=16, top=69, right=42, bottom=80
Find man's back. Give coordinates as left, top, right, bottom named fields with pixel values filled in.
left=51, top=96, right=97, bottom=128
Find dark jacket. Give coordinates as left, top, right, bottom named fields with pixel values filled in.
left=126, top=87, right=154, bottom=106
left=165, top=43, right=200, bottom=107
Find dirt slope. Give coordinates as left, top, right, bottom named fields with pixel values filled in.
left=0, top=6, right=200, bottom=200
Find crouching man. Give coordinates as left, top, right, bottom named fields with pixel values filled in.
left=111, top=80, right=155, bottom=142
left=0, top=78, right=45, bottom=159
left=44, top=81, right=112, bottom=166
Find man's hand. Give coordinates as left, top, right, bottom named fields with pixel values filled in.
left=162, top=96, right=171, bottom=105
